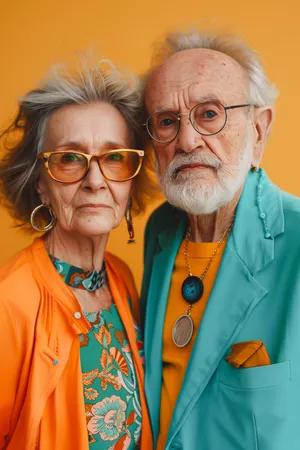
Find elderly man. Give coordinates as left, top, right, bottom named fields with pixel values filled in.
left=141, top=31, right=300, bottom=450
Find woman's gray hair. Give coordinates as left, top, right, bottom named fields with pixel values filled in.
left=143, top=30, right=278, bottom=108
left=0, top=55, right=157, bottom=227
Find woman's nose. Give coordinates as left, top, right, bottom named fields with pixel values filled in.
left=82, top=158, right=107, bottom=191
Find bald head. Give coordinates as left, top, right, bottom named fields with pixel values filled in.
left=145, top=48, right=249, bottom=114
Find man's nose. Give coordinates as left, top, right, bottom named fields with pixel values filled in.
left=176, top=114, right=206, bottom=153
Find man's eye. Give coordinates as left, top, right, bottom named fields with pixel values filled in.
left=203, top=110, right=217, bottom=119
left=160, top=118, right=175, bottom=127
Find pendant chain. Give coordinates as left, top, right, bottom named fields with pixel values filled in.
left=173, top=216, right=235, bottom=347
left=184, top=216, right=235, bottom=281
left=183, top=217, right=235, bottom=316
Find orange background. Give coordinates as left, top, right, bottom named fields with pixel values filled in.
left=0, top=0, right=299, bottom=290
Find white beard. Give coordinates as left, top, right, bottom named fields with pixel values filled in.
left=156, top=135, right=253, bottom=215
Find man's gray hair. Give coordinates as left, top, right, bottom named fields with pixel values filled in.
left=143, top=30, right=278, bottom=107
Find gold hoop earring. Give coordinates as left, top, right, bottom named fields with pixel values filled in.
left=30, top=204, right=56, bottom=232
left=125, top=198, right=135, bottom=244
left=251, top=165, right=259, bottom=172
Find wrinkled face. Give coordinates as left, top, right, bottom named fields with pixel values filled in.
left=145, top=48, right=258, bottom=215
left=37, top=102, right=132, bottom=237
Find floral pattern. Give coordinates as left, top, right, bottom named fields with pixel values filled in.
left=48, top=254, right=107, bottom=291
left=79, top=304, right=143, bottom=449
left=88, top=396, right=126, bottom=440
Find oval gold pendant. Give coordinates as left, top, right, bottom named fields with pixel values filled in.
left=172, top=314, right=194, bottom=348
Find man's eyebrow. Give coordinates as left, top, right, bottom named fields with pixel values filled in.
left=194, top=94, right=222, bottom=104
left=150, top=107, right=174, bottom=115
left=150, top=95, right=223, bottom=115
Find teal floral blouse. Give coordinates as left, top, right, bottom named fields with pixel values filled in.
left=79, top=305, right=143, bottom=449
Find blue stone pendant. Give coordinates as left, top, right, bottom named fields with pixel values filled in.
left=181, top=276, right=204, bottom=304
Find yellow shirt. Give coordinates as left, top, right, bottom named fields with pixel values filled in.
left=157, top=240, right=226, bottom=450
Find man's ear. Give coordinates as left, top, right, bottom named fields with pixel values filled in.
left=252, top=106, right=273, bottom=166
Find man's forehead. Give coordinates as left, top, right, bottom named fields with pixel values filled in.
left=145, top=48, right=247, bottom=105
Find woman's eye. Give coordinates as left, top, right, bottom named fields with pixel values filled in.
left=107, top=152, right=123, bottom=162
left=61, top=153, right=80, bottom=163
left=203, top=110, right=217, bottom=119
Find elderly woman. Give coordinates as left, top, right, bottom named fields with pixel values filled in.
left=0, top=58, right=153, bottom=450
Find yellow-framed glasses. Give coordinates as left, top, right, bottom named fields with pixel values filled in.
left=37, top=149, right=144, bottom=183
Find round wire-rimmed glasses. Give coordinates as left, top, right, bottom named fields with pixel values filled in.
left=37, top=149, right=144, bottom=183
left=144, top=102, right=255, bottom=144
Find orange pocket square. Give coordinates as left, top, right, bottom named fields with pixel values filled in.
left=226, top=340, right=271, bottom=368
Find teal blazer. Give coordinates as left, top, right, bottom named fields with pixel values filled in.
left=141, top=170, right=300, bottom=450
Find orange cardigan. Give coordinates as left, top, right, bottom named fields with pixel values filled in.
left=0, top=238, right=152, bottom=450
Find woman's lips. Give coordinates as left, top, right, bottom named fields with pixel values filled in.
left=77, top=204, right=112, bottom=212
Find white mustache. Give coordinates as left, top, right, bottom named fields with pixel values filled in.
left=167, top=153, right=221, bottom=178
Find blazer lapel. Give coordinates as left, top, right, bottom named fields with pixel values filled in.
left=144, top=218, right=186, bottom=442
left=167, top=170, right=284, bottom=446
left=167, top=242, right=268, bottom=445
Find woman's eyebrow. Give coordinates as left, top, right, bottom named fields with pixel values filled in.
left=55, top=140, right=127, bottom=151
